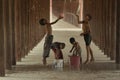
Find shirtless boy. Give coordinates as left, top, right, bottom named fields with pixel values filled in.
left=75, top=14, right=94, bottom=64
left=39, top=15, right=63, bottom=65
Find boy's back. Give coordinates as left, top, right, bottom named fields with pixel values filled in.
left=51, top=42, right=64, bottom=59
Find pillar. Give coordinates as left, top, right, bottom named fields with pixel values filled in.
left=11, top=0, right=16, bottom=65
left=14, top=0, right=22, bottom=61
left=3, top=0, right=13, bottom=70
left=0, top=0, right=5, bottom=76
left=116, top=0, right=120, bottom=64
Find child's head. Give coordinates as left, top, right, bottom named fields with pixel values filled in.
left=60, top=43, right=65, bottom=49
left=39, top=18, right=47, bottom=25
left=69, top=37, right=75, bottom=44
left=85, top=14, right=92, bottom=21
left=51, top=42, right=65, bottom=49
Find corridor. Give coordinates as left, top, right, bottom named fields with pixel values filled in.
left=0, top=17, right=120, bottom=80
left=0, top=0, right=120, bottom=79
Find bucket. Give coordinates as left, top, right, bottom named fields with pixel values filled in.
left=69, top=56, right=80, bottom=69
left=53, top=59, right=64, bottom=68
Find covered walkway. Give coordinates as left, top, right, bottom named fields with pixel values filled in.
left=0, top=0, right=120, bottom=78
left=0, top=17, right=120, bottom=80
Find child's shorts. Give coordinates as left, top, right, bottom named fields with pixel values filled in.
left=43, top=35, right=53, bottom=58
left=83, top=33, right=92, bottom=46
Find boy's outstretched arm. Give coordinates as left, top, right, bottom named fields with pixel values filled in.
left=75, top=14, right=84, bottom=24
left=50, top=16, right=63, bottom=25
left=70, top=46, right=74, bottom=53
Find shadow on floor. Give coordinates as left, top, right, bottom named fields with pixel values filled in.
left=11, top=61, right=120, bottom=73
left=82, top=62, right=120, bottom=71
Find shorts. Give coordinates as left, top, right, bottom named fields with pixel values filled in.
left=84, top=33, right=92, bottom=46
left=43, top=35, right=53, bottom=58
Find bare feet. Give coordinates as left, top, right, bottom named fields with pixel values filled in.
left=42, top=58, right=46, bottom=66
left=90, top=58, right=95, bottom=62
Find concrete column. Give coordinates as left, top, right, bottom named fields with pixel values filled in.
left=25, top=1, right=29, bottom=55
left=0, top=0, right=5, bottom=76
left=116, top=0, right=120, bottom=64
left=14, top=0, right=22, bottom=61
left=20, top=0, right=26, bottom=57
left=100, top=0, right=104, bottom=51
left=109, top=0, right=116, bottom=60
left=104, top=0, right=109, bottom=56
left=8, top=0, right=15, bottom=67
left=24, top=0, right=29, bottom=56
left=3, top=0, right=12, bottom=70
left=11, top=0, right=16, bottom=65
left=102, top=0, right=106, bottom=53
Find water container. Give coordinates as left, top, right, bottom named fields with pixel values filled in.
left=69, top=56, right=80, bottom=69
left=53, top=59, right=64, bottom=68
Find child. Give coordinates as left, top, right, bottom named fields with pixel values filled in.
left=39, top=15, right=63, bottom=65
left=69, top=37, right=82, bottom=64
left=75, top=14, right=94, bottom=64
left=51, top=42, right=65, bottom=68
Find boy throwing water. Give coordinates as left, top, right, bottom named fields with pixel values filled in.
left=39, top=15, right=63, bottom=65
